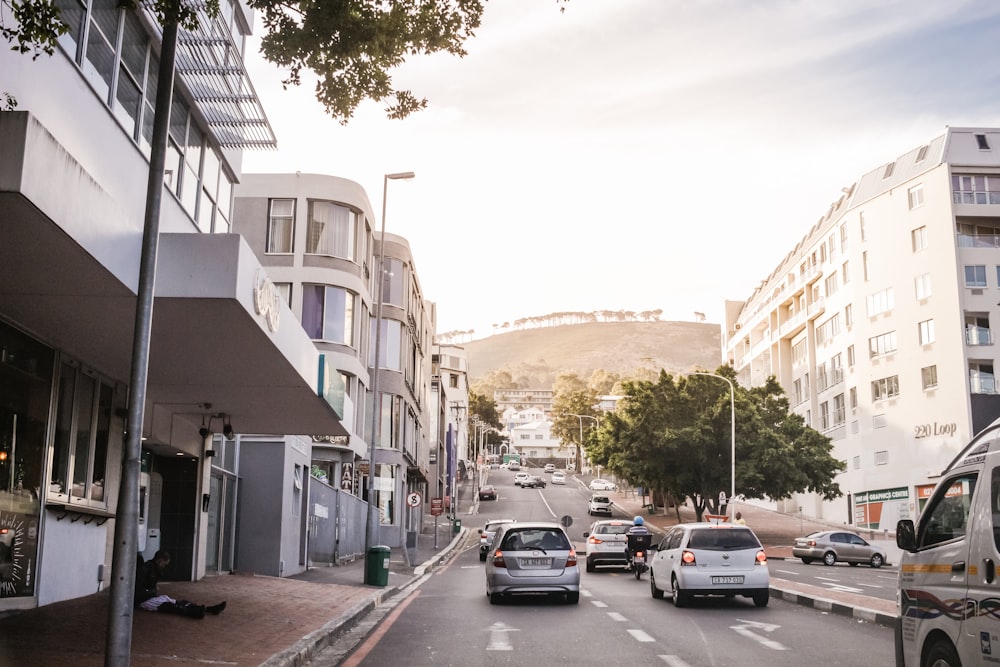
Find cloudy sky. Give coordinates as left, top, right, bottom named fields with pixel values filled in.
left=242, top=0, right=1000, bottom=339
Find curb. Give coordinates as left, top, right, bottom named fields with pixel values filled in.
left=769, top=583, right=897, bottom=627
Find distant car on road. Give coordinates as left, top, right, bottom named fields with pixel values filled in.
left=479, top=518, right=516, bottom=561
left=588, top=494, right=613, bottom=516
left=522, top=475, right=546, bottom=489
left=513, top=472, right=530, bottom=487
left=589, top=479, right=616, bottom=491
left=551, top=472, right=566, bottom=485
left=543, top=463, right=556, bottom=473
left=792, top=530, right=888, bottom=567
left=507, top=461, right=521, bottom=471
left=478, top=485, right=497, bottom=501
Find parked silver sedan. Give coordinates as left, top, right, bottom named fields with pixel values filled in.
left=484, top=522, right=580, bottom=604
left=792, top=530, right=887, bottom=567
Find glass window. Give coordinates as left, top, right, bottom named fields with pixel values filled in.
left=919, top=319, right=936, bottom=345
left=908, top=187, right=925, bottom=210
left=302, top=285, right=355, bottom=345
left=374, top=463, right=395, bottom=525
left=966, top=265, right=988, bottom=287
left=922, top=365, right=938, bottom=390
left=916, top=273, right=932, bottom=300
left=307, top=201, right=358, bottom=259
left=381, top=258, right=405, bottom=307
left=82, top=0, right=117, bottom=98
left=920, top=474, right=976, bottom=548
left=911, top=225, right=927, bottom=250
left=267, top=199, right=295, bottom=253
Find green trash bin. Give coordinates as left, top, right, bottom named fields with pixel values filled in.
left=364, top=545, right=390, bottom=586
left=452, top=518, right=462, bottom=534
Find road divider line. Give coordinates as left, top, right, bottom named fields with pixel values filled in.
left=607, top=612, right=627, bottom=622
left=627, top=629, right=656, bottom=642
left=659, top=656, right=692, bottom=666
left=591, top=600, right=608, bottom=608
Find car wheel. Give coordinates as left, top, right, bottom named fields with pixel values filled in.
left=671, top=576, right=689, bottom=607
left=586, top=559, right=595, bottom=573
left=823, top=551, right=837, bottom=566
left=924, top=638, right=960, bottom=667
left=650, top=570, right=664, bottom=599
left=870, top=553, right=884, bottom=568
left=753, top=590, right=769, bottom=608
left=801, top=558, right=813, bottom=565
left=489, top=592, right=503, bottom=605
left=566, top=592, right=580, bottom=604
left=480, top=552, right=487, bottom=562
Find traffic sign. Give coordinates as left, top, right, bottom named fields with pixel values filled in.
left=560, top=514, right=573, bottom=528
left=406, top=492, right=422, bottom=508
left=430, top=497, right=444, bottom=516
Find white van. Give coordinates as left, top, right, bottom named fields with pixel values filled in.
left=896, top=417, right=1000, bottom=667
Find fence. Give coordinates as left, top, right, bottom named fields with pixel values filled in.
left=308, top=477, right=368, bottom=565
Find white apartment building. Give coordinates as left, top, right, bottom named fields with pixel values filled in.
left=495, top=388, right=554, bottom=414
left=724, top=127, right=1000, bottom=530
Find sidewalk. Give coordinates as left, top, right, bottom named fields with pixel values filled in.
left=600, top=481, right=898, bottom=626
left=0, top=474, right=898, bottom=666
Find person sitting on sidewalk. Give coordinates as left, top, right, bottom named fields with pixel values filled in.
left=135, top=550, right=226, bottom=619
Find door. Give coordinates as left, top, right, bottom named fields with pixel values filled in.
left=205, top=471, right=237, bottom=573
left=962, top=462, right=1000, bottom=663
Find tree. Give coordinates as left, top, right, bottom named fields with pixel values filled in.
left=588, top=368, right=843, bottom=521
left=549, top=373, right=598, bottom=470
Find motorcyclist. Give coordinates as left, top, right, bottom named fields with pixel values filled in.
left=625, top=516, right=650, bottom=570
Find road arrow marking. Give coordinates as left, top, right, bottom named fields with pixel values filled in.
left=486, top=622, right=519, bottom=651
left=730, top=619, right=787, bottom=650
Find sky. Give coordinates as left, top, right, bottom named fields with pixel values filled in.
left=242, top=0, right=1000, bottom=340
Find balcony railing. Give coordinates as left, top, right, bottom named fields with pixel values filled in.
left=971, top=375, right=997, bottom=394
left=957, top=233, right=1000, bottom=248
left=966, top=326, right=994, bottom=346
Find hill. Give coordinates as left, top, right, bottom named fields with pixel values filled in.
left=463, top=321, right=722, bottom=386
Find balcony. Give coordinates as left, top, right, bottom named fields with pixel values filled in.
left=779, top=309, right=807, bottom=338
left=971, top=374, right=997, bottom=394
left=966, top=326, right=994, bottom=346
left=807, top=296, right=826, bottom=318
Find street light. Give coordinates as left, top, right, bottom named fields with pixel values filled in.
left=365, top=171, right=415, bottom=559
left=565, top=413, right=599, bottom=472
left=690, top=372, right=736, bottom=519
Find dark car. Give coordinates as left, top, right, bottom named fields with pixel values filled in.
left=479, top=485, right=497, bottom=501
left=522, top=475, right=546, bottom=489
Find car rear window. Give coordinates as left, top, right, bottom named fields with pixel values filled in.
left=687, top=528, right=761, bottom=550
left=596, top=524, right=630, bottom=535
left=502, top=528, right=570, bottom=550
left=592, top=496, right=609, bottom=503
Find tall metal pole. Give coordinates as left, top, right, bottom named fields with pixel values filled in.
left=105, top=13, right=178, bottom=666
left=691, top=372, right=736, bottom=519
left=364, top=172, right=414, bottom=563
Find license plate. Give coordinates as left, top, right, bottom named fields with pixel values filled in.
left=521, top=558, right=552, bottom=567
left=712, top=576, right=744, bottom=584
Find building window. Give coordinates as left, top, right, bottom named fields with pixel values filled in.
left=449, top=374, right=459, bottom=389
left=840, top=223, right=848, bottom=252
left=849, top=387, right=857, bottom=409
left=819, top=402, right=830, bottom=430
left=842, top=261, right=850, bottom=285
left=853, top=455, right=860, bottom=470
left=859, top=213, right=866, bottom=242
left=49, top=361, right=119, bottom=508
left=816, top=313, right=841, bottom=346
left=976, top=134, right=991, bottom=150
left=825, top=273, right=838, bottom=297
left=370, top=318, right=403, bottom=371
left=817, top=363, right=828, bottom=392
left=883, top=162, right=895, bottom=179
left=871, top=375, right=900, bottom=402
left=844, top=304, right=853, bottom=328
left=792, top=340, right=806, bottom=364
left=292, top=464, right=302, bottom=517
left=833, top=393, right=845, bottom=426
left=847, top=345, right=855, bottom=368
left=275, top=282, right=291, bottom=307
left=873, top=413, right=888, bottom=429
left=792, top=378, right=803, bottom=405
left=267, top=199, right=295, bottom=253
left=915, top=273, right=932, bottom=300
left=922, top=365, right=938, bottom=390
left=953, top=174, right=1000, bottom=205
left=866, top=288, right=894, bottom=317
left=970, top=363, right=996, bottom=394
left=919, top=319, right=936, bottom=345
left=380, top=257, right=405, bottom=307
left=908, top=186, right=925, bottom=211
left=966, top=265, right=988, bottom=288
left=374, top=463, right=395, bottom=525
left=916, top=145, right=929, bottom=162
left=874, top=451, right=889, bottom=466
left=306, top=201, right=358, bottom=259
left=911, top=225, right=927, bottom=251
left=862, top=251, right=870, bottom=281
left=302, top=285, right=356, bottom=345
left=869, top=331, right=898, bottom=358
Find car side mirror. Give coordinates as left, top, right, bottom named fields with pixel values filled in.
left=897, top=519, right=916, bottom=552
left=583, top=532, right=590, bottom=538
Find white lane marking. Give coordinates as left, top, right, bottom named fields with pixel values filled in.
left=538, top=490, right=558, bottom=519
left=815, top=576, right=840, bottom=582
left=581, top=589, right=594, bottom=597
left=858, top=582, right=883, bottom=589
left=774, top=569, right=800, bottom=576
left=460, top=566, right=479, bottom=569
left=628, top=629, right=656, bottom=642
left=824, top=583, right=864, bottom=593
left=486, top=622, right=519, bottom=651
left=607, top=612, right=627, bottom=622
left=659, top=656, right=692, bottom=667
left=730, top=620, right=787, bottom=651
left=591, top=600, right=608, bottom=608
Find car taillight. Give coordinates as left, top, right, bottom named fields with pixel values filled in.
left=588, top=536, right=601, bottom=544
left=635, top=551, right=644, bottom=559
left=807, top=540, right=816, bottom=547
left=681, top=550, right=696, bottom=566
left=493, top=550, right=507, bottom=568
left=567, top=549, right=577, bottom=567
left=755, top=550, right=767, bottom=565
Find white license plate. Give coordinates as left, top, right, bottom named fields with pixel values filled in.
left=712, top=576, right=744, bottom=584
left=521, top=558, right=552, bottom=567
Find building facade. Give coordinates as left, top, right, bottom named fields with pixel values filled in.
left=0, top=1, right=347, bottom=611
left=724, top=127, right=1000, bottom=528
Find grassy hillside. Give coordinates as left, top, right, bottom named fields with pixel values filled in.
left=463, top=321, right=723, bottom=385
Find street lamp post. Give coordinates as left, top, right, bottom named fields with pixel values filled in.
left=365, top=171, right=415, bottom=561
left=691, top=372, right=736, bottom=519
left=565, top=413, right=599, bottom=472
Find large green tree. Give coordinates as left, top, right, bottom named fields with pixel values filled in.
left=549, top=373, right=599, bottom=469
left=588, top=367, right=843, bottom=521
left=2, top=0, right=489, bottom=122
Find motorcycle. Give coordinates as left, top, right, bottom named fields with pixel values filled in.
left=626, top=533, right=652, bottom=580
left=630, top=549, right=648, bottom=580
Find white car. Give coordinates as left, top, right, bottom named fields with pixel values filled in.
left=513, top=472, right=530, bottom=487
left=649, top=523, right=770, bottom=607
left=589, top=479, right=616, bottom=491
left=543, top=463, right=556, bottom=473
left=583, top=519, right=630, bottom=572
left=551, top=472, right=566, bottom=485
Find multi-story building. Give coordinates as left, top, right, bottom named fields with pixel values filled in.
left=431, top=342, right=469, bottom=496
left=724, top=127, right=1000, bottom=529
left=233, top=173, right=437, bottom=551
left=0, top=2, right=347, bottom=610
left=494, top=388, right=554, bottom=414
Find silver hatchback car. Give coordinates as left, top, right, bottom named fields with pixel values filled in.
left=649, top=523, right=770, bottom=607
left=484, top=522, right=580, bottom=604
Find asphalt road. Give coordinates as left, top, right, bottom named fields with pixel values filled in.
left=312, top=469, right=893, bottom=667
